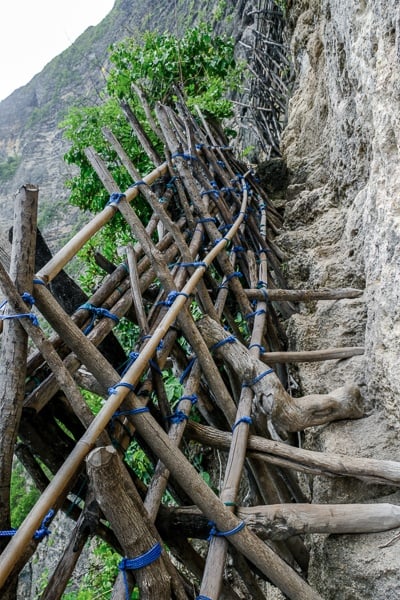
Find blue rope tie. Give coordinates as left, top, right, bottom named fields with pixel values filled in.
left=217, top=160, right=226, bottom=168
left=219, top=272, right=242, bottom=289
left=33, top=277, right=46, bottom=286
left=119, top=543, right=162, bottom=600
left=33, top=509, right=55, bottom=540
left=21, top=292, right=35, bottom=306
left=245, top=308, right=267, bottom=320
left=210, top=336, right=236, bottom=352
left=149, top=358, right=162, bottom=374
left=232, top=416, right=252, bottom=432
left=121, top=351, right=140, bottom=376
left=171, top=152, right=197, bottom=161
left=232, top=245, right=244, bottom=254
left=166, top=176, right=178, bottom=190
left=248, top=343, right=265, bottom=353
left=0, top=509, right=55, bottom=540
left=108, top=382, right=136, bottom=395
left=242, top=369, right=274, bottom=388
left=196, top=217, right=217, bottom=224
left=257, top=280, right=268, bottom=288
left=113, top=407, right=150, bottom=419
left=218, top=223, right=232, bottom=233
left=214, top=237, right=231, bottom=247
left=176, top=394, right=198, bottom=407
left=157, top=290, right=189, bottom=308
left=208, top=520, right=245, bottom=541
left=179, top=356, right=197, bottom=383
left=130, top=180, right=147, bottom=187
left=200, top=189, right=220, bottom=197
left=78, top=303, right=119, bottom=335
left=196, top=596, right=212, bottom=600
left=107, top=192, right=126, bottom=206
left=166, top=410, right=188, bottom=424
left=0, top=312, right=39, bottom=326
left=176, top=261, right=208, bottom=269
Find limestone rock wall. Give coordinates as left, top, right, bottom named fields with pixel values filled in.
left=280, top=1, right=400, bottom=597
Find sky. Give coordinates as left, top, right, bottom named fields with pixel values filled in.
left=0, top=0, right=115, bottom=101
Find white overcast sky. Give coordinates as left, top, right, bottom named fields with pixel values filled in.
left=0, top=0, right=115, bottom=102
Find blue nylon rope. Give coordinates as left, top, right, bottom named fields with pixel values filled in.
left=166, top=410, right=188, bottom=424
left=208, top=520, right=245, bottom=541
left=171, top=152, right=197, bottom=161
left=210, top=336, right=236, bottom=352
left=232, top=416, right=252, bottom=432
left=196, top=596, right=212, bottom=600
left=107, top=192, right=126, bottom=206
left=179, top=357, right=196, bottom=383
left=242, top=369, right=274, bottom=388
left=245, top=308, right=267, bottom=320
left=0, top=509, right=55, bottom=540
left=176, top=394, right=198, bottom=407
left=33, top=277, right=46, bottom=286
left=118, top=543, right=162, bottom=600
left=0, top=312, right=39, bottom=326
left=248, top=343, right=265, bottom=353
left=78, top=303, right=119, bottom=335
left=157, top=290, right=189, bottom=308
left=196, top=217, right=217, bottom=224
left=113, top=407, right=150, bottom=419
left=108, top=382, right=136, bottom=395
left=176, top=261, right=208, bottom=269
left=201, top=189, right=220, bottom=197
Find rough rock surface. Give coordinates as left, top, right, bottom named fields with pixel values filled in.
left=280, top=0, right=400, bottom=597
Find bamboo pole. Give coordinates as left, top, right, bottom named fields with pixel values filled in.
left=34, top=161, right=168, bottom=284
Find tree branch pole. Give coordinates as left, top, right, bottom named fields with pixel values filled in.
left=185, top=421, right=400, bottom=487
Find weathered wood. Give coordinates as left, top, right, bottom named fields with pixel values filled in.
left=0, top=260, right=109, bottom=444
left=159, top=502, right=400, bottom=540
left=0, top=185, right=38, bottom=544
left=125, top=244, right=149, bottom=334
left=197, top=315, right=364, bottom=434
left=87, top=446, right=172, bottom=600
left=260, top=347, right=365, bottom=363
left=245, top=287, right=364, bottom=302
left=39, top=491, right=100, bottom=600
left=185, top=421, right=400, bottom=486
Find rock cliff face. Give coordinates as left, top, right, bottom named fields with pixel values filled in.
left=281, top=1, right=400, bottom=597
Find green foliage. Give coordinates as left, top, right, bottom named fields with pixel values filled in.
left=107, top=24, right=239, bottom=118
left=11, top=461, right=40, bottom=528
left=0, top=155, right=22, bottom=183
left=61, top=540, right=121, bottom=600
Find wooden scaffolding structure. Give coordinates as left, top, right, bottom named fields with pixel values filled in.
left=0, top=96, right=399, bottom=600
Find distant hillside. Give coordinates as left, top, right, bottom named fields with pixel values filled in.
left=0, top=0, right=238, bottom=248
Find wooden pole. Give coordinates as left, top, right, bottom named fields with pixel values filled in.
left=34, top=162, right=168, bottom=284
left=245, top=287, right=364, bottom=302
left=186, top=421, right=400, bottom=487
left=0, top=185, right=38, bottom=535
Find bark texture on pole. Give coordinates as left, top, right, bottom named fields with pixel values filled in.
left=197, top=315, right=364, bottom=434
left=86, top=446, right=172, bottom=600
left=0, top=185, right=38, bottom=533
